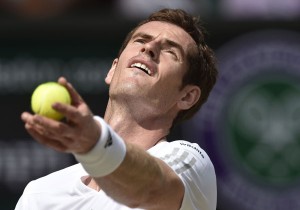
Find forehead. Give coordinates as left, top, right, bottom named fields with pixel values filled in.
left=133, top=21, right=196, bottom=51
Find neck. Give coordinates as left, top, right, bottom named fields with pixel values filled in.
left=103, top=99, right=172, bottom=150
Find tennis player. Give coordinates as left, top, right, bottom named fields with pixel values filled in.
left=16, top=8, right=218, bottom=210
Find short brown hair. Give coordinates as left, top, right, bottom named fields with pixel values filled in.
left=118, top=9, right=218, bottom=126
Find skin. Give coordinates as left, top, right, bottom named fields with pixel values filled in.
left=21, top=21, right=201, bottom=210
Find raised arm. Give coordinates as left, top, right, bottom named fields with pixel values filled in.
left=21, top=77, right=184, bottom=210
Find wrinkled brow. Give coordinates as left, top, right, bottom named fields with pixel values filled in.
left=132, top=32, right=184, bottom=58
left=131, top=32, right=153, bottom=41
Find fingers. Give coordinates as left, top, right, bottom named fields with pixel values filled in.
left=52, top=101, right=92, bottom=125
left=54, top=77, right=93, bottom=124
left=21, top=112, right=75, bottom=152
left=52, top=102, right=80, bottom=123
left=26, top=126, right=69, bottom=152
left=21, top=109, right=98, bottom=154
left=57, top=77, right=84, bottom=106
left=21, top=77, right=98, bottom=154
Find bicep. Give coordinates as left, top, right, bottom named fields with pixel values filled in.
left=154, top=141, right=217, bottom=210
left=150, top=158, right=185, bottom=210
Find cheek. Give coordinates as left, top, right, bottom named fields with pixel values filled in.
left=159, top=65, right=184, bottom=89
left=154, top=76, right=182, bottom=101
left=158, top=71, right=184, bottom=99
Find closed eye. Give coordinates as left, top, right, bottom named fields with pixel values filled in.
left=134, top=38, right=146, bottom=44
left=132, top=33, right=153, bottom=44
left=164, top=49, right=179, bottom=60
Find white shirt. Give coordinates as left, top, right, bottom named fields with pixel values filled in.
left=15, top=140, right=217, bottom=210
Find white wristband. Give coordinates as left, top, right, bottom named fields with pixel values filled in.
left=74, top=116, right=126, bottom=177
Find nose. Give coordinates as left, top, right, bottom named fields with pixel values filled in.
left=140, top=41, right=159, bottom=61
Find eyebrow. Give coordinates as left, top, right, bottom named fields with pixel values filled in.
left=132, top=32, right=153, bottom=41
left=132, top=32, right=185, bottom=59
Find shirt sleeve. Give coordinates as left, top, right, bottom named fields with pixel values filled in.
left=148, top=140, right=217, bottom=210
left=15, top=195, right=26, bottom=210
left=15, top=184, right=31, bottom=210
left=14, top=181, right=41, bottom=210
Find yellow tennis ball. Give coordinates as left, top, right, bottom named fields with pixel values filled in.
left=31, top=82, right=71, bottom=120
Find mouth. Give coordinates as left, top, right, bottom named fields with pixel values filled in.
left=130, top=62, right=152, bottom=76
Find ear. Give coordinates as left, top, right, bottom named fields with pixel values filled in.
left=105, top=58, right=118, bottom=85
left=177, top=85, right=201, bottom=110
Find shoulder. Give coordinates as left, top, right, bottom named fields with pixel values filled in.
left=169, top=140, right=208, bottom=159
left=148, top=140, right=217, bottom=210
left=149, top=140, right=212, bottom=169
left=148, top=140, right=215, bottom=178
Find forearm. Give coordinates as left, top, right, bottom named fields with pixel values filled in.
left=74, top=116, right=183, bottom=209
left=95, top=143, right=165, bottom=208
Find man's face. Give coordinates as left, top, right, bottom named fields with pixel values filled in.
left=106, top=21, right=197, bottom=115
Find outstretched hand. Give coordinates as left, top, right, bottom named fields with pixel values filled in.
left=21, top=77, right=101, bottom=154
